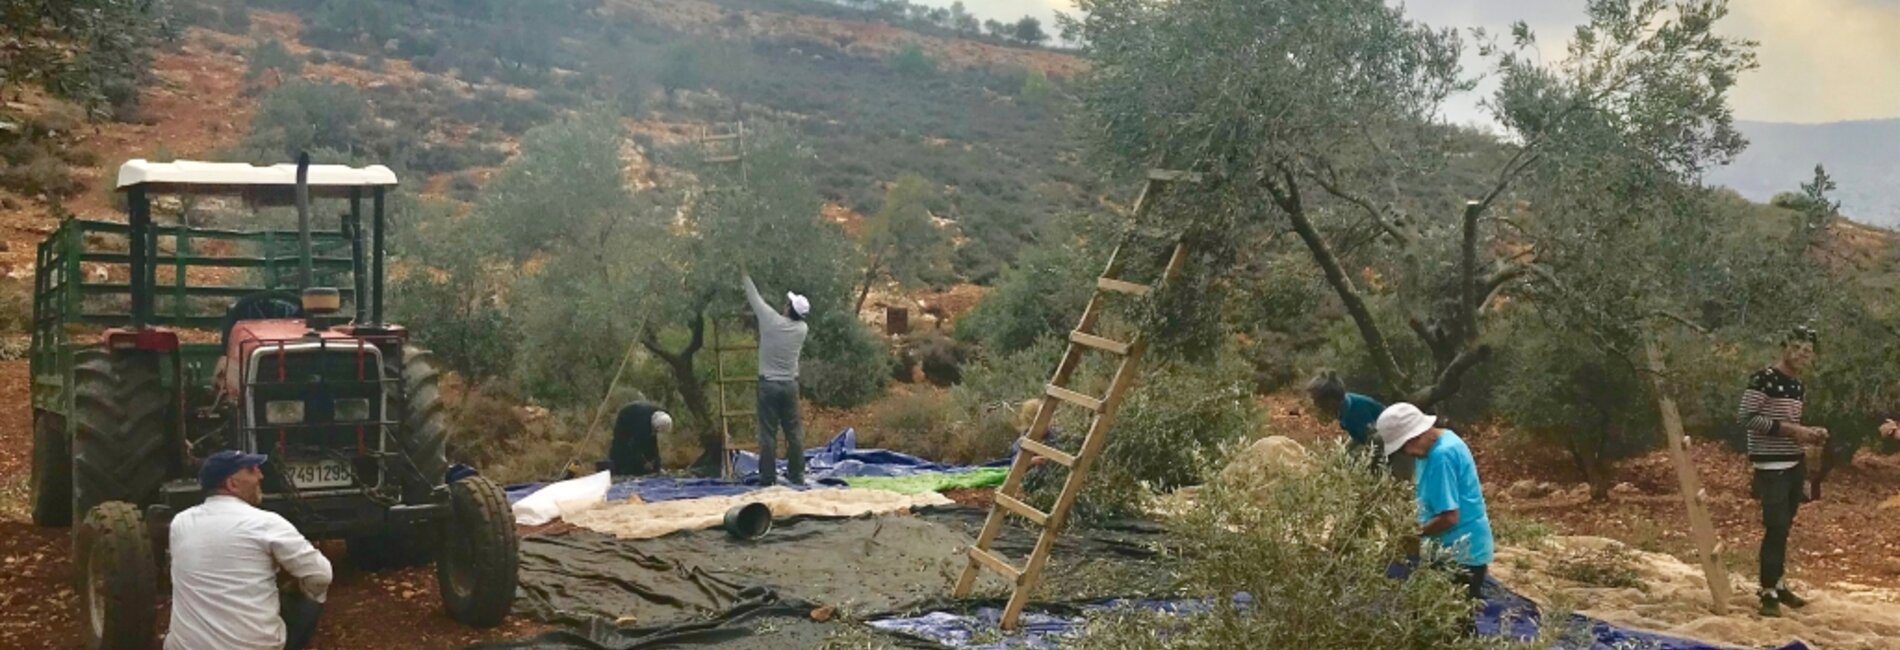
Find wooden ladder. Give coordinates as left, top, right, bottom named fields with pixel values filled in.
left=704, top=123, right=751, bottom=480
left=711, top=318, right=756, bottom=480
left=951, top=168, right=1199, bottom=629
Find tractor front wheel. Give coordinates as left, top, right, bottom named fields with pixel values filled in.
left=75, top=501, right=157, bottom=650
left=31, top=410, right=73, bottom=527
left=436, top=475, right=518, bottom=628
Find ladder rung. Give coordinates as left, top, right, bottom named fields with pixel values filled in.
left=1045, top=384, right=1103, bottom=412
left=1147, top=169, right=1203, bottom=183
left=993, top=493, right=1049, bottom=527
left=1068, top=330, right=1130, bottom=355
left=1017, top=437, right=1075, bottom=467
left=968, top=547, right=1022, bottom=582
left=1096, top=277, right=1152, bottom=296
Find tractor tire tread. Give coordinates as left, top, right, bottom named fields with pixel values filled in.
left=72, top=350, right=171, bottom=518
left=438, top=475, right=518, bottom=628
left=77, top=501, right=157, bottom=650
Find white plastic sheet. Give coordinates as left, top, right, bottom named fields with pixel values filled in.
left=512, top=470, right=610, bottom=526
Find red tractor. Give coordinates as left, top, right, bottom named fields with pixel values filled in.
left=29, top=156, right=518, bottom=649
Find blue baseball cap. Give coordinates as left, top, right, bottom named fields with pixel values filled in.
left=200, top=450, right=269, bottom=492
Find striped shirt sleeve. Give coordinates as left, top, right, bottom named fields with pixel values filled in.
left=1736, top=370, right=1797, bottom=437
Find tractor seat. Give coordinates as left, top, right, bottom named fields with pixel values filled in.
left=220, top=290, right=304, bottom=349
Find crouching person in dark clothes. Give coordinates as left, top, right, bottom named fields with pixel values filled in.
left=607, top=401, right=673, bottom=476
left=1377, top=403, right=1494, bottom=611
left=1736, top=326, right=1826, bottom=616
left=1306, top=369, right=1412, bottom=481
left=168, top=451, right=332, bottom=650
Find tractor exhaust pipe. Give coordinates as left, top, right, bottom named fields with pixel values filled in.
left=293, top=153, right=341, bottom=320
left=295, top=151, right=314, bottom=290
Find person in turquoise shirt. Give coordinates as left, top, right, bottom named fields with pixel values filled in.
left=1306, top=370, right=1412, bottom=480
left=1376, top=402, right=1493, bottom=602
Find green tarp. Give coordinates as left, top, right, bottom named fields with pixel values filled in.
left=841, top=468, right=1009, bottom=494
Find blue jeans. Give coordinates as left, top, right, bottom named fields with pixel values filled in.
left=281, top=590, right=321, bottom=650
left=756, top=379, right=804, bottom=484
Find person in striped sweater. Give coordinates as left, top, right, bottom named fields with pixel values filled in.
left=1735, top=326, right=1828, bottom=617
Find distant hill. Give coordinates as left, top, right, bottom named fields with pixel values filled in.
left=1708, top=119, right=1900, bottom=226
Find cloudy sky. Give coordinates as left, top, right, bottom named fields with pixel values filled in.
left=921, top=0, right=1900, bottom=126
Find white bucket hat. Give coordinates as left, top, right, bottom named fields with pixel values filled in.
left=787, top=292, right=811, bottom=317
left=1375, top=403, right=1436, bottom=457
left=651, top=411, right=673, bottom=433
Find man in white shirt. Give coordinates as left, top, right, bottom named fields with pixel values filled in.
left=167, top=451, right=333, bottom=650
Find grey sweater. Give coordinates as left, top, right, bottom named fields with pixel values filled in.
left=744, top=274, right=808, bottom=382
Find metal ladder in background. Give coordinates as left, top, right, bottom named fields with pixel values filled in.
left=951, top=169, right=1199, bottom=629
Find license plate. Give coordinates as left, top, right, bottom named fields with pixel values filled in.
left=285, top=459, right=352, bottom=489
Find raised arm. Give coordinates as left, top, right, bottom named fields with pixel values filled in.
left=742, top=272, right=785, bottom=326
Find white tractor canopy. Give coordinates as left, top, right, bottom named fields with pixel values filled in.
left=115, top=159, right=398, bottom=199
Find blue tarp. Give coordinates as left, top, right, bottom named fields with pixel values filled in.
left=868, top=584, right=1810, bottom=650
left=499, top=432, right=1809, bottom=650
left=505, top=429, right=1007, bottom=505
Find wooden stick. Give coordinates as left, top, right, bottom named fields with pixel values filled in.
left=1643, top=337, right=1731, bottom=614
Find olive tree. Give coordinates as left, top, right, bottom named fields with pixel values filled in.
left=854, top=173, right=953, bottom=312
left=1073, top=0, right=1756, bottom=407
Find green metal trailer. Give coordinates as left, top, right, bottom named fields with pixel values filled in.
left=28, top=158, right=519, bottom=650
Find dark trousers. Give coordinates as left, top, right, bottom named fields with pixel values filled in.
left=1460, top=564, right=1488, bottom=602
left=281, top=590, right=322, bottom=650
left=756, top=379, right=804, bottom=484
left=1754, top=463, right=1804, bottom=592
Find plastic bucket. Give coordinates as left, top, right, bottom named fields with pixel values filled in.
left=723, top=502, right=772, bottom=540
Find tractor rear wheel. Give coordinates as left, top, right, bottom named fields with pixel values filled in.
left=362, top=344, right=452, bottom=570
left=388, top=345, right=449, bottom=503
left=72, top=349, right=171, bottom=519
left=75, top=501, right=157, bottom=650
left=437, top=475, right=518, bottom=627
left=31, top=410, right=73, bottom=527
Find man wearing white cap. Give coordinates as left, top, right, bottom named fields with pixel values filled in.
left=743, top=266, right=811, bottom=485
left=1375, top=403, right=1493, bottom=604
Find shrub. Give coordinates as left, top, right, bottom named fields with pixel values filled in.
left=867, top=390, right=959, bottom=458
left=449, top=172, right=481, bottom=203
left=1491, top=317, right=1659, bottom=500
left=954, top=214, right=1107, bottom=354
left=1073, top=446, right=1548, bottom=650
left=59, top=146, right=102, bottom=167
left=906, top=331, right=968, bottom=386
left=247, top=38, right=304, bottom=83
left=802, top=311, right=892, bottom=408
left=891, top=42, right=937, bottom=77
left=411, top=141, right=508, bottom=175
left=175, top=0, right=251, bottom=34
left=0, top=155, right=81, bottom=197
left=241, top=81, right=373, bottom=161
left=0, top=278, right=32, bottom=334
left=1551, top=544, right=1645, bottom=590
left=1030, top=357, right=1259, bottom=520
